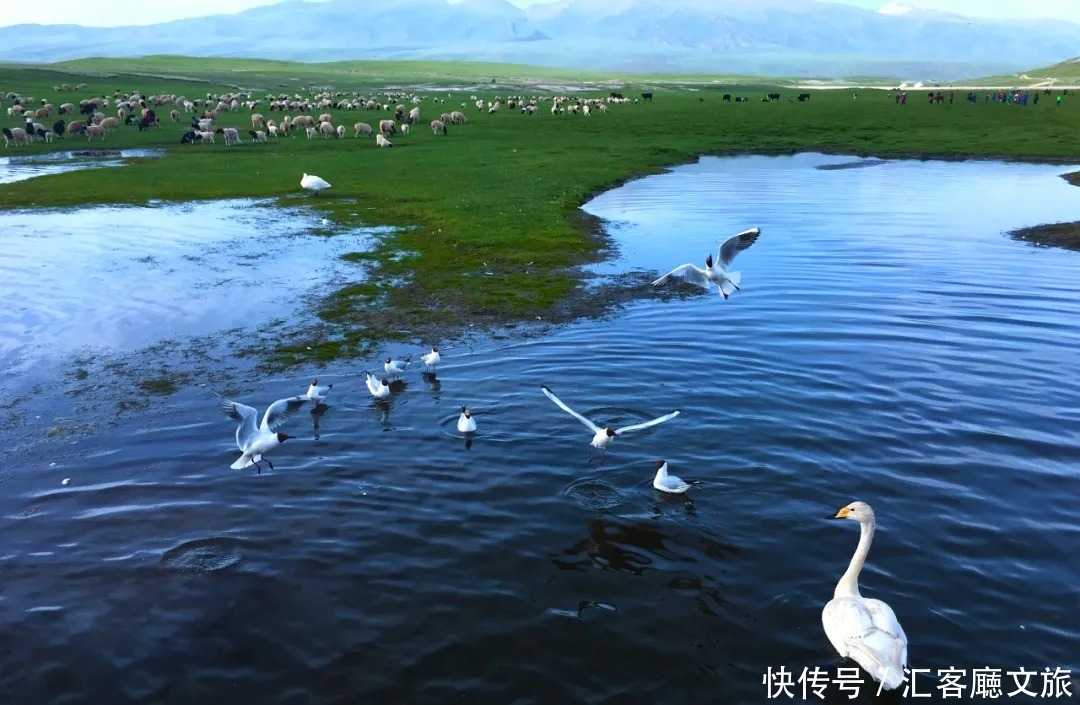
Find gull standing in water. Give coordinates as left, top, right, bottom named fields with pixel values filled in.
left=541, top=386, right=680, bottom=465
left=384, top=356, right=410, bottom=379
left=653, top=227, right=761, bottom=300
left=652, top=460, right=694, bottom=494
left=220, top=396, right=310, bottom=473
left=304, top=378, right=333, bottom=404
left=422, top=346, right=441, bottom=371
left=365, top=372, right=391, bottom=399
left=457, top=406, right=477, bottom=433
left=822, top=501, right=909, bottom=692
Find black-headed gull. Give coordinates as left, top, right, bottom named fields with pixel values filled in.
left=304, top=378, right=333, bottom=404
left=422, top=346, right=441, bottom=370
left=384, top=356, right=410, bottom=379
left=300, top=172, right=331, bottom=196
left=652, top=460, right=694, bottom=494
left=457, top=405, right=476, bottom=433
left=365, top=372, right=390, bottom=399
left=220, top=396, right=310, bottom=473
left=541, top=386, right=680, bottom=465
left=653, top=227, right=761, bottom=299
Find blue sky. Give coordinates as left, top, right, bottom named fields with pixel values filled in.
left=1, top=0, right=1077, bottom=28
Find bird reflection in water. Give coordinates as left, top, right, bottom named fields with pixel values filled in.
left=422, top=370, right=440, bottom=397
left=552, top=516, right=671, bottom=575
left=309, top=402, right=329, bottom=440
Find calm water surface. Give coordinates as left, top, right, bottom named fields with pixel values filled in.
left=2, top=154, right=1079, bottom=704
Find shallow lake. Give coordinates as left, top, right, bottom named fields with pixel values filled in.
left=1, top=153, right=1078, bottom=704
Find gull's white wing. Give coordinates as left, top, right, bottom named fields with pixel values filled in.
left=365, top=373, right=381, bottom=396
left=260, top=396, right=310, bottom=432
left=615, top=410, right=680, bottom=435
left=652, top=263, right=711, bottom=289
left=541, top=386, right=600, bottom=433
left=311, top=384, right=332, bottom=398
left=717, top=227, right=761, bottom=268
left=221, top=399, right=258, bottom=446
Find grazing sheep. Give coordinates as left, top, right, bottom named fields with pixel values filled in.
left=318, top=113, right=333, bottom=124
left=66, top=120, right=88, bottom=136
left=52, top=119, right=66, bottom=138
left=475, top=99, right=484, bottom=111
left=248, top=129, right=267, bottom=142
left=199, top=131, right=215, bottom=143
left=181, top=130, right=201, bottom=144
left=100, top=116, right=120, bottom=131
left=353, top=122, right=372, bottom=138
left=268, top=125, right=279, bottom=137
left=59, top=102, right=74, bottom=115
left=319, top=121, right=336, bottom=138
left=2, top=127, right=28, bottom=147
left=85, top=124, right=105, bottom=141
left=430, top=119, right=447, bottom=135
left=306, top=126, right=317, bottom=139
left=336, top=125, right=345, bottom=138
left=583, top=104, right=591, bottom=116
left=170, top=109, right=180, bottom=122
left=214, top=127, right=241, bottom=145
left=440, top=112, right=451, bottom=123
left=251, top=113, right=265, bottom=128
left=449, top=110, right=467, bottom=124
left=399, top=123, right=409, bottom=135
left=408, top=106, right=420, bottom=124
left=395, top=104, right=406, bottom=121
left=378, top=119, right=396, bottom=136
left=376, top=133, right=392, bottom=148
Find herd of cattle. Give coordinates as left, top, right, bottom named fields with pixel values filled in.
left=3, top=85, right=813, bottom=148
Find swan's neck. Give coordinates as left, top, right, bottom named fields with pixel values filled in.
left=834, top=518, right=874, bottom=599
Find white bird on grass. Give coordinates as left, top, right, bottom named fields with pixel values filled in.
left=822, top=501, right=909, bottom=692
left=384, top=356, right=410, bottom=379
left=653, top=227, right=761, bottom=300
left=422, top=346, right=441, bottom=370
left=652, top=459, right=694, bottom=494
left=365, top=372, right=391, bottom=399
left=457, top=405, right=476, bottom=433
left=304, top=378, right=333, bottom=404
left=540, top=385, right=680, bottom=465
left=220, top=396, right=310, bottom=473
left=300, top=172, right=331, bottom=196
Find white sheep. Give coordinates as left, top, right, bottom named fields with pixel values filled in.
left=399, top=123, right=409, bottom=135
left=199, top=131, right=215, bottom=143
left=268, top=125, right=279, bottom=137
left=319, top=121, right=335, bottom=138
left=449, top=110, right=467, bottom=124
left=336, top=125, right=345, bottom=139
left=475, top=99, right=484, bottom=111
left=249, top=129, right=267, bottom=142
left=170, top=109, right=180, bottom=122
left=376, top=133, right=392, bottom=148
left=306, top=126, right=317, bottom=139
left=216, top=127, right=241, bottom=145
left=430, top=120, right=447, bottom=135
left=2, top=127, right=28, bottom=147
left=85, top=124, right=106, bottom=141
left=408, top=106, right=420, bottom=124
left=378, top=119, right=396, bottom=136
left=353, top=122, right=372, bottom=138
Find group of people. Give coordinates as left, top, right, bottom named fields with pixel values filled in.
left=889, top=89, right=1065, bottom=107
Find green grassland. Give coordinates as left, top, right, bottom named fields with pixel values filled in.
left=970, top=56, right=1080, bottom=88
left=2, top=57, right=1079, bottom=367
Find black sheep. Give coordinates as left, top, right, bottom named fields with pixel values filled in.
left=52, top=119, right=65, bottom=138
left=137, top=116, right=157, bottom=131
left=180, top=130, right=201, bottom=144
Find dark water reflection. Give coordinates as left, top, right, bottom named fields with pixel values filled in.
left=2, top=154, right=1079, bottom=704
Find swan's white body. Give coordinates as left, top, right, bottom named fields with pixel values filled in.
left=541, top=386, right=679, bottom=462
left=220, top=396, right=309, bottom=472
left=457, top=406, right=476, bottom=433
left=652, top=460, right=692, bottom=493
left=822, top=501, right=909, bottom=692
left=300, top=172, right=331, bottom=195
left=304, top=378, right=332, bottom=403
left=366, top=373, right=390, bottom=399
left=384, top=357, right=409, bottom=379
left=652, top=227, right=761, bottom=299
left=422, top=346, right=441, bottom=370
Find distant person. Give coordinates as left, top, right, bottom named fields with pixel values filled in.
left=894, top=92, right=900, bottom=104
left=1034, top=93, right=1039, bottom=105
left=1057, top=95, right=1062, bottom=107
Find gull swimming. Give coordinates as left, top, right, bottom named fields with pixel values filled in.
left=540, top=385, right=680, bottom=465
left=653, top=227, right=761, bottom=300
left=300, top=172, right=331, bottom=196
left=365, top=372, right=390, bottom=399
left=822, top=501, right=909, bottom=692
left=422, top=346, right=441, bottom=370
left=304, top=378, right=333, bottom=404
left=652, top=460, right=693, bottom=494
left=457, top=405, right=476, bottom=433
left=384, top=356, right=410, bottom=379
left=220, top=396, right=310, bottom=473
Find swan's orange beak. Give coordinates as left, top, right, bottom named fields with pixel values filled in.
left=833, top=506, right=852, bottom=519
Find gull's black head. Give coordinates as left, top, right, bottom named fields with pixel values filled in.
left=432, top=346, right=439, bottom=352
left=705, top=253, right=714, bottom=268
left=277, top=432, right=294, bottom=443
left=311, top=378, right=318, bottom=385
left=655, top=459, right=665, bottom=468
left=606, top=428, right=617, bottom=437
left=385, top=357, right=392, bottom=364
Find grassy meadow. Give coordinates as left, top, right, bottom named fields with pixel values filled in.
left=2, top=56, right=1079, bottom=366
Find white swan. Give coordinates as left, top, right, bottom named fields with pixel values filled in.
left=300, top=172, right=331, bottom=196
left=822, top=501, right=908, bottom=692
left=652, top=227, right=761, bottom=299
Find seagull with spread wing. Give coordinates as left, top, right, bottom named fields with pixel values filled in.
left=220, top=396, right=311, bottom=473
left=652, top=227, right=761, bottom=299
left=541, top=386, right=680, bottom=465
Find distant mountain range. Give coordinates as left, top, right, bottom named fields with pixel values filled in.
left=1, top=0, right=1078, bottom=79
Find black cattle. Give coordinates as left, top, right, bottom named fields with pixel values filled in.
left=768, top=92, right=780, bottom=101
left=722, top=94, right=731, bottom=102
left=797, top=93, right=811, bottom=102
left=609, top=91, right=624, bottom=100
left=641, top=92, right=653, bottom=102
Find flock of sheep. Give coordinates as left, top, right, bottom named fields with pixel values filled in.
left=2, top=84, right=650, bottom=149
